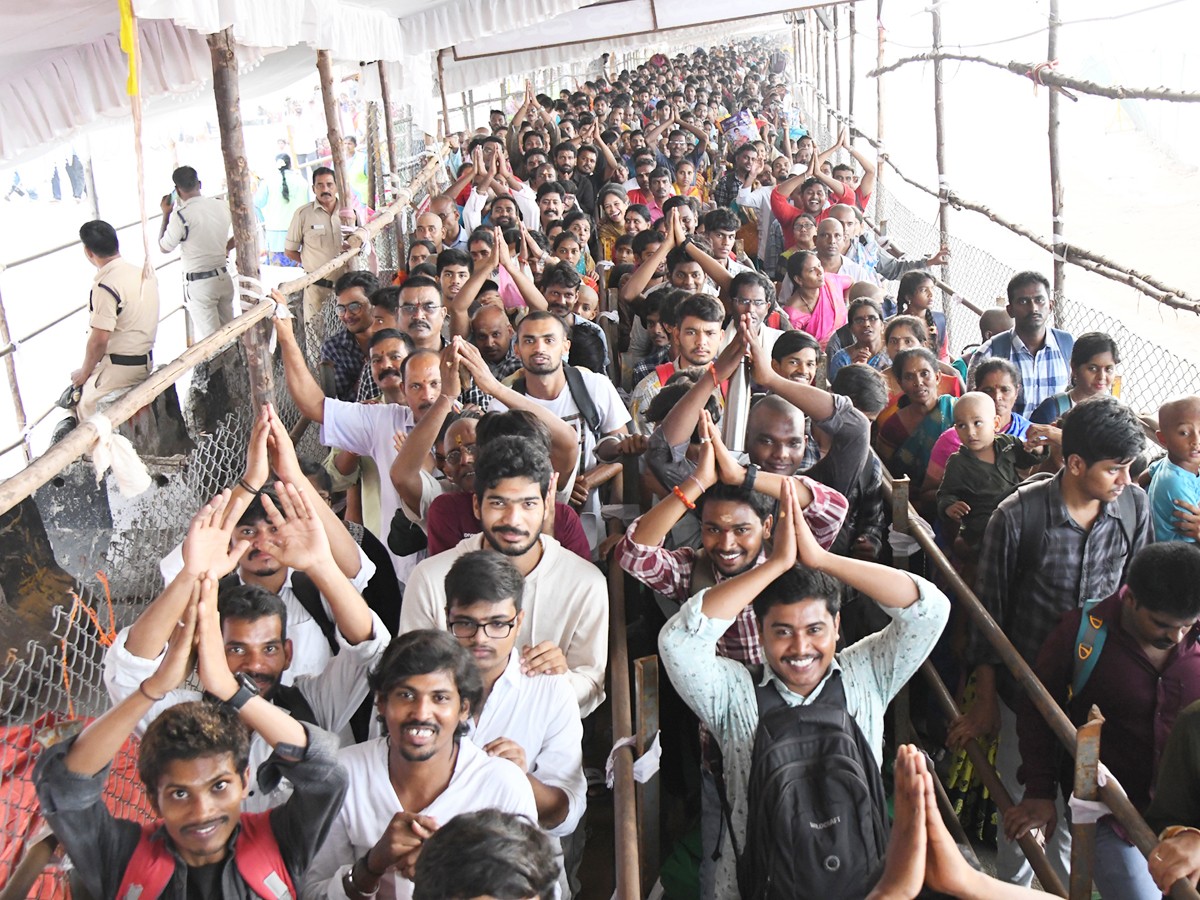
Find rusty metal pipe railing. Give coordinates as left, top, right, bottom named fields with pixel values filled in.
left=920, top=660, right=1069, bottom=896
left=880, top=467, right=1200, bottom=899
left=608, top=535, right=642, bottom=898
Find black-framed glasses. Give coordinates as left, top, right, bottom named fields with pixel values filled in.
left=336, top=301, right=364, bottom=316
left=400, top=302, right=443, bottom=316
left=734, top=297, right=769, bottom=308
left=448, top=618, right=518, bottom=639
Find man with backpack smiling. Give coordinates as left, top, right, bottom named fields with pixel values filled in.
left=658, top=479, right=949, bottom=900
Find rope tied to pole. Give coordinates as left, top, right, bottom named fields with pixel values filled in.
left=1026, top=59, right=1079, bottom=101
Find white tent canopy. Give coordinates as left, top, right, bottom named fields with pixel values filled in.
left=1, top=0, right=829, bottom=162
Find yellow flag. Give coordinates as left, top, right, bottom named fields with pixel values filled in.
left=117, top=0, right=139, bottom=96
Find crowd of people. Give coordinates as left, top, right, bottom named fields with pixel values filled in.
left=41, top=37, right=1200, bottom=900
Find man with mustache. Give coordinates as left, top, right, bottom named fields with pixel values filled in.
left=103, top=478, right=387, bottom=813
left=35, top=571, right=349, bottom=900
left=400, top=436, right=609, bottom=719
left=284, top=165, right=361, bottom=321
left=276, top=300, right=445, bottom=584
left=968, top=271, right=1076, bottom=418
left=305, top=629, right=537, bottom=899
left=1009, top=542, right=1200, bottom=899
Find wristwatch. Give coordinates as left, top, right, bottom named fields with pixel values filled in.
left=221, top=672, right=260, bottom=712
left=743, top=463, right=758, bottom=492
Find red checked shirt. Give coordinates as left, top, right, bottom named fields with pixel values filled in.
left=615, top=474, right=849, bottom=665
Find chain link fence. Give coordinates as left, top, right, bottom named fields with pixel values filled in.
left=802, top=83, right=1200, bottom=415
left=0, top=109, right=443, bottom=897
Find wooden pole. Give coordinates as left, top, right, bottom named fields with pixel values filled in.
left=930, top=5, right=950, bottom=282
left=811, top=11, right=820, bottom=120
left=377, top=61, right=398, bottom=175
left=875, top=0, right=886, bottom=225
left=1048, top=0, right=1066, bottom=325
left=834, top=5, right=843, bottom=118
left=437, top=49, right=451, bottom=139
left=0, top=286, right=30, bottom=462
left=848, top=0, right=857, bottom=144
left=823, top=19, right=833, bottom=133
left=316, top=49, right=352, bottom=229
left=207, top=28, right=273, bottom=409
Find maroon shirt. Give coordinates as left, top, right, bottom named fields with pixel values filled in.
left=1017, top=589, right=1200, bottom=811
left=425, top=491, right=592, bottom=561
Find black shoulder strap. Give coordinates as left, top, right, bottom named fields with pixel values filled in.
left=289, top=572, right=339, bottom=654
left=95, top=282, right=123, bottom=315
left=1016, top=474, right=1053, bottom=579
left=272, top=684, right=318, bottom=725
left=1115, top=484, right=1138, bottom=550
left=512, top=375, right=527, bottom=395
left=563, top=364, right=602, bottom=437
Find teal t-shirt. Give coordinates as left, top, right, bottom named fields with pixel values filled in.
left=1148, top=456, right=1200, bottom=542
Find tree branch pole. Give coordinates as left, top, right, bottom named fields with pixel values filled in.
left=316, top=50, right=352, bottom=229
left=0, top=286, right=30, bottom=462
left=867, top=51, right=1200, bottom=103
left=376, top=61, right=397, bottom=175
left=875, top=0, right=886, bottom=226
left=207, top=28, right=273, bottom=408
left=833, top=5, right=843, bottom=118
left=437, top=49, right=452, bottom=140
left=1047, top=0, right=1066, bottom=326
left=848, top=0, right=857, bottom=144
left=823, top=18, right=833, bottom=133
left=930, top=5, right=951, bottom=286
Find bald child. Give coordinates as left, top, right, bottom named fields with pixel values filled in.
left=1149, top=396, right=1200, bottom=542
left=937, top=392, right=1045, bottom=556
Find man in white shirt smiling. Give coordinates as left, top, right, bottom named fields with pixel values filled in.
left=303, top=630, right=537, bottom=900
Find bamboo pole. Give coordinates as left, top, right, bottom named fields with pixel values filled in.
left=875, top=0, right=885, bottom=222
left=930, top=5, right=951, bottom=285
left=377, top=61, right=397, bottom=175
left=207, top=28, right=273, bottom=409
left=823, top=20, right=833, bottom=133
left=868, top=51, right=1200, bottom=102
left=1048, top=0, right=1066, bottom=325
left=437, top=49, right=451, bottom=139
left=848, top=0, right=857, bottom=143
left=0, top=285, right=30, bottom=462
left=833, top=6, right=843, bottom=119
left=316, top=50, right=352, bottom=228
left=608, top=550, right=642, bottom=898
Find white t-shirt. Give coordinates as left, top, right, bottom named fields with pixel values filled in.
left=303, top=736, right=537, bottom=900
left=321, top=398, right=417, bottom=581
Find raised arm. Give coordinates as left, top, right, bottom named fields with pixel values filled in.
left=658, top=324, right=747, bottom=448
left=272, top=294, right=326, bottom=422
left=501, top=227, right=547, bottom=311
left=456, top=339, right=580, bottom=480
left=629, top=412, right=718, bottom=548
left=258, top=482, right=373, bottom=645
left=126, top=490, right=250, bottom=659
left=847, top=136, right=876, bottom=200
left=449, top=237, right=499, bottom=338
left=66, top=599, right=199, bottom=776
left=390, top=349, right=457, bottom=510
left=676, top=117, right=710, bottom=157
left=195, top=574, right=308, bottom=750
left=619, top=213, right=677, bottom=303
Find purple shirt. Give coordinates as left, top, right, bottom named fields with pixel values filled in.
left=1017, top=589, right=1200, bottom=810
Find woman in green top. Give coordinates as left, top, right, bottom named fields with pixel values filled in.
left=255, top=153, right=310, bottom=266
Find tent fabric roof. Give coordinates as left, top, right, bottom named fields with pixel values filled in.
left=1, top=0, right=820, bottom=162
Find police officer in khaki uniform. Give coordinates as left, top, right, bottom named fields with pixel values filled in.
left=72, top=220, right=160, bottom=420
left=158, top=166, right=234, bottom=341
left=284, top=166, right=360, bottom=322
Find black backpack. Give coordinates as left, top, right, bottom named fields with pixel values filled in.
left=737, top=669, right=890, bottom=900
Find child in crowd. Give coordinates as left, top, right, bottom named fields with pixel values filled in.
left=938, top=392, right=1044, bottom=561
left=1149, top=395, right=1200, bottom=542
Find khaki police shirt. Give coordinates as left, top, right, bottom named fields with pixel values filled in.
left=89, top=258, right=159, bottom=356
left=158, top=195, right=231, bottom=272
left=285, top=201, right=357, bottom=280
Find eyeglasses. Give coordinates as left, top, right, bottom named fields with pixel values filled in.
left=734, top=297, right=769, bottom=308
left=448, top=618, right=518, bottom=639
left=445, top=444, right=478, bottom=465
left=400, top=302, right=443, bottom=316
left=852, top=315, right=880, bottom=326
left=335, top=301, right=364, bottom=316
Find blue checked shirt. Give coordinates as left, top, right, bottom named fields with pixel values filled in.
left=968, top=328, right=1072, bottom=418
left=321, top=328, right=366, bottom=402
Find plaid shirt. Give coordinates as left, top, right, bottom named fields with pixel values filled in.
left=321, top=328, right=367, bottom=401
left=969, top=328, right=1072, bottom=418
left=488, top=348, right=523, bottom=381
left=632, top=346, right=671, bottom=385
left=615, top=475, right=849, bottom=664
left=355, top=360, right=380, bottom=402
left=967, top=471, right=1150, bottom=705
